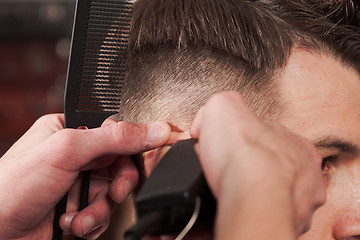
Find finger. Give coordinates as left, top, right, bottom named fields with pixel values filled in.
left=101, top=117, right=118, bottom=127
left=200, top=92, right=252, bottom=141
left=292, top=141, right=326, bottom=235
left=166, top=130, right=191, bottom=145
left=191, top=91, right=253, bottom=144
left=66, top=176, right=83, bottom=213
left=60, top=211, right=78, bottom=234
left=110, top=155, right=139, bottom=203
left=45, top=121, right=171, bottom=171
left=190, top=105, right=205, bottom=139
left=63, top=176, right=113, bottom=230
left=193, top=92, right=260, bottom=197
left=66, top=190, right=115, bottom=238
left=80, top=154, right=117, bottom=172
left=301, top=169, right=326, bottom=234
left=82, top=220, right=110, bottom=240
left=66, top=172, right=113, bottom=211
left=106, top=119, right=189, bottom=146
left=61, top=213, right=111, bottom=240
left=196, top=92, right=247, bottom=174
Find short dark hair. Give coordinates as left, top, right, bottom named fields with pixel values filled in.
left=263, top=0, right=360, bottom=73
left=118, top=0, right=360, bottom=129
left=300, top=0, right=360, bottom=28
left=120, top=0, right=296, bottom=127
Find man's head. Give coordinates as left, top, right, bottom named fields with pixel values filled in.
left=119, top=0, right=298, bottom=130
left=120, top=0, right=359, bottom=128
left=118, top=0, right=360, bottom=238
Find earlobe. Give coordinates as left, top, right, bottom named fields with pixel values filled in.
left=143, top=146, right=171, bottom=177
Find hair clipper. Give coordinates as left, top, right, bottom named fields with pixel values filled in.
left=125, top=139, right=216, bottom=240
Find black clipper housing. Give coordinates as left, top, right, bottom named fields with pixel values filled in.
left=126, top=139, right=216, bottom=239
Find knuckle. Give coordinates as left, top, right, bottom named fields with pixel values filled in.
left=37, top=113, right=57, bottom=121
left=53, top=129, right=79, bottom=151
left=210, top=91, right=246, bottom=110
left=111, top=121, right=142, bottom=147
left=33, top=114, right=64, bottom=132
left=35, top=113, right=62, bottom=125
left=111, top=121, right=129, bottom=144
left=33, top=114, right=54, bottom=128
left=309, top=145, right=322, bottom=166
left=300, top=138, right=322, bottom=166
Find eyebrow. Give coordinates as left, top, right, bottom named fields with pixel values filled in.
left=313, top=136, right=360, bottom=156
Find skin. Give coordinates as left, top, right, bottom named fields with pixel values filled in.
left=143, top=91, right=325, bottom=240
left=2, top=47, right=356, bottom=240
left=0, top=114, right=173, bottom=239
left=190, top=92, right=325, bottom=240
left=278, top=49, right=360, bottom=239
left=144, top=48, right=360, bottom=240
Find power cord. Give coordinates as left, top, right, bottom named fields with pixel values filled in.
left=124, top=198, right=201, bottom=240
left=124, top=210, right=168, bottom=240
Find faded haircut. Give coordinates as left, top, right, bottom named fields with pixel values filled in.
left=117, top=0, right=360, bottom=130
left=117, top=0, right=296, bottom=129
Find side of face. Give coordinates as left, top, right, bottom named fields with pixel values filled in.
left=142, top=49, right=360, bottom=240
left=278, top=49, right=360, bottom=239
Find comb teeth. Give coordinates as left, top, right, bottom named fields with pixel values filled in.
left=77, top=0, right=134, bottom=112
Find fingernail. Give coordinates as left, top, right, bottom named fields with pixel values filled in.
left=147, top=122, right=169, bottom=142
left=62, top=213, right=76, bottom=232
left=82, top=215, right=96, bottom=235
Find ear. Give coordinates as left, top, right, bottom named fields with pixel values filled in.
left=143, top=146, right=171, bottom=177
left=143, top=123, right=192, bottom=176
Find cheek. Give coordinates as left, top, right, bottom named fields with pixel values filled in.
left=329, top=169, right=360, bottom=234
left=301, top=166, right=360, bottom=239
left=328, top=167, right=360, bottom=212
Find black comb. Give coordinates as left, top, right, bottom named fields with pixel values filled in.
left=52, top=0, right=133, bottom=239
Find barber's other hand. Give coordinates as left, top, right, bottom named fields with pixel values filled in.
left=0, top=114, right=171, bottom=239
left=191, top=92, right=326, bottom=240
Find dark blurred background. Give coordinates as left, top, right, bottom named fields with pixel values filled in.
left=0, top=0, right=76, bottom=156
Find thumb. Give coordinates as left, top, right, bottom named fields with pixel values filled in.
left=41, top=121, right=171, bottom=171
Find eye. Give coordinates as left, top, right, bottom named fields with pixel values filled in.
left=321, top=155, right=336, bottom=174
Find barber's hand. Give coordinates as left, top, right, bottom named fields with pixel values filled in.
left=191, top=92, right=326, bottom=240
left=0, top=114, right=171, bottom=240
